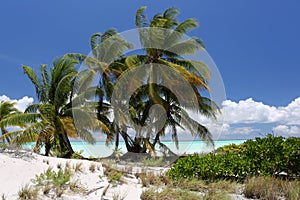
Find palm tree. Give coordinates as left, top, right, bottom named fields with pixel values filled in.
left=0, top=56, right=105, bottom=157
left=110, top=6, right=219, bottom=154
left=0, top=101, right=20, bottom=144
left=66, top=29, right=132, bottom=151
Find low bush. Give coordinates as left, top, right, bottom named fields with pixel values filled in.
left=169, top=135, right=300, bottom=180
left=169, top=152, right=249, bottom=180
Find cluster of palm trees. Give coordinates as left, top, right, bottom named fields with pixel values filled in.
left=0, top=7, right=219, bottom=158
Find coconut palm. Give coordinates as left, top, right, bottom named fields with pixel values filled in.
left=0, top=101, right=20, bottom=144
left=66, top=29, right=132, bottom=151
left=110, top=6, right=219, bottom=154
left=0, top=56, right=107, bottom=157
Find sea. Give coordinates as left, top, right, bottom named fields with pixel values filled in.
left=24, top=140, right=246, bottom=158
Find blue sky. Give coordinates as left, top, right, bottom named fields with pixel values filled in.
left=0, top=0, right=300, bottom=139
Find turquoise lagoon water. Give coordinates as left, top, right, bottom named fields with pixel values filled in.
left=25, top=140, right=246, bottom=158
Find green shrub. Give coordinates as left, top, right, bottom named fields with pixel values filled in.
left=169, top=152, right=249, bottom=180
left=169, top=135, right=300, bottom=180
left=215, top=143, right=246, bottom=154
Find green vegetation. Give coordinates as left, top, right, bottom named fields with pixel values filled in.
left=0, top=101, right=20, bottom=144
left=169, top=135, right=300, bottom=180
left=29, top=166, right=85, bottom=198
left=104, top=164, right=124, bottom=185
left=0, top=57, right=108, bottom=158
left=105, top=6, right=218, bottom=154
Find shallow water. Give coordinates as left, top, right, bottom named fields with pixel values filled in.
left=24, top=140, right=246, bottom=158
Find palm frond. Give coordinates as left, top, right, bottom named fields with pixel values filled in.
left=0, top=101, right=20, bottom=118
left=166, top=38, right=203, bottom=56
left=22, top=66, right=45, bottom=102
left=41, top=64, right=50, bottom=97
left=90, top=32, right=101, bottom=50
left=0, top=113, right=40, bottom=127
left=179, top=108, right=213, bottom=145
left=60, top=118, right=78, bottom=138
left=24, top=103, right=40, bottom=113
left=54, top=72, right=77, bottom=109
left=136, top=6, right=148, bottom=28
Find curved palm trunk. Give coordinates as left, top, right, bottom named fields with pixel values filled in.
left=44, top=139, right=51, bottom=156
left=115, top=129, right=119, bottom=151
left=54, top=118, right=74, bottom=158
left=1, top=128, right=10, bottom=144
left=59, top=131, right=74, bottom=158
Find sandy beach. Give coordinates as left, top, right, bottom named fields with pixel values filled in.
left=0, top=149, right=146, bottom=200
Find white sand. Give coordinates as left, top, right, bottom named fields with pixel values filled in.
left=0, top=150, right=144, bottom=199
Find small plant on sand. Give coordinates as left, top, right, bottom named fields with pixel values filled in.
left=112, top=190, right=128, bottom=200
left=57, top=162, right=62, bottom=169
left=89, top=163, right=97, bottom=172
left=43, top=183, right=52, bottom=195
left=33, top=167, right=71, bottom=188
left=31, top=166, right=75, bottom=198
left=65, top=161, right=71, bottom=169
left=69, top=179, right=85, bottom=193
left=113, top=148, right=123, bottom=161
left=104, top=166, right=123, bottom=186
left=74, top=162, right=84, bottom=173
left=18, top=184, right=38, bottom=200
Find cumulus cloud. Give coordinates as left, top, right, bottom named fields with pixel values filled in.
left=188, top=97, right=300, bottom=138
left=272, top=125, right=300, bottom=135
left=221, top=97, right=300, bottom=125
left=0, top=95, right=34, bottom=112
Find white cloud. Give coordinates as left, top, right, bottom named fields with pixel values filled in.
left=0, top=95, right=34, bottom=112
left=221, top=97, right=300, bottom=125
left=187, top=97, right=300, bottom=138
left=272, top=125, right=300, bottom=135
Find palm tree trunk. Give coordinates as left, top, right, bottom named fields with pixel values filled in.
left=60, top=131, right=74, bottom=158
left=115, top=130, right=119, bottom=151
left=54, top=118, right=74, bottom=158
left=1, top=128, right=10, bottom=144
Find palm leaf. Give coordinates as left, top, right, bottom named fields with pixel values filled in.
left=22, top=66, right=45, bottom=102
left=0, top=113, right=40, bottom=127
